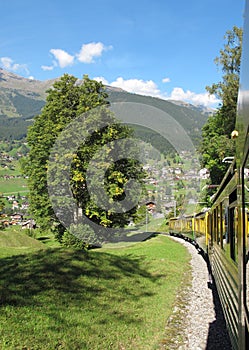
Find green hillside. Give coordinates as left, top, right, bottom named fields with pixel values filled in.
left=0, top=88, right=45, bottom=119
left=0, top=227, right=45, bottom=258
left=0, top=115, right=33, bottom=140
left=0, top=227, right=45, bottom=248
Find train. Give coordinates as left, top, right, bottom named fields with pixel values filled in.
left=169, top=1, right=249, bottom=349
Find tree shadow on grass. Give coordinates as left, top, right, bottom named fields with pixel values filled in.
left=111, top=231, right=158, bottom=243
left=0, top=248, right=160, bottom=328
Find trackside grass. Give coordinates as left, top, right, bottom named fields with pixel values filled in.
left=0, top=233, right=191, bottom=350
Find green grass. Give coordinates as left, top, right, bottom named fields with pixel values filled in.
left=0, top=233, right=190, bottom=350
left=102, top=217, right=166, bottom=249
left=34, top=230, right=62, bottom=248
left=139, top=217, right=165, bottom=232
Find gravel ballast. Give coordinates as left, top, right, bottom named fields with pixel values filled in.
left=161, top=236, right=232, bottom=350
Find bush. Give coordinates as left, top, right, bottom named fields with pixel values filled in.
left=62, top=223, right=100, bottom=249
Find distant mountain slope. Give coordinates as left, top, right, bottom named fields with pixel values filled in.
left=0, top=88, right=45, bottom=118
left=107, top=89, right=208, bottom=139
left=0, top=68, right=54, bottom=97
left=0, top=68, right=210, bottom=143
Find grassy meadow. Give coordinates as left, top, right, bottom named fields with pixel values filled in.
left=0, top=158, right=28, bottom=196
left=0, top=177, right=28, bottom=195
left=0, top=228, right=191, bottom=350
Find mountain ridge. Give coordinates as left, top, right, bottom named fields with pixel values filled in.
left=0, top=68, right=211, bottom=142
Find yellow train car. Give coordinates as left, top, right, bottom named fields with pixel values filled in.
left=169, top=210, right=209, bottom=249
left=169, top=214, right=193, bottom=238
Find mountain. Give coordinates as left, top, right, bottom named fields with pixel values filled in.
left=0, top=68, right=211, bottom=143
left=0, top=68, right=50, bottom=119
left=169, top=99, right=214, bottom=116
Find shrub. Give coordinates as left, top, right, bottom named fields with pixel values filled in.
left=62, top=223, right=100, bottom=249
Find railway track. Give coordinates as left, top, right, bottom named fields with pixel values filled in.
left=162, top=235, right=232, bottom=349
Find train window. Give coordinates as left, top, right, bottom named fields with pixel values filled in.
left=222, top=198, right=229, bottom=253
left=215, top=205, right=220, bottom=244
left=228, top=190, right=238, bottom=263
left=213, top=207, right=218, bottom=242
left=214, top=205, right=222, bottom=245
left=209, top=212, right=213, bottom=245
left=229, top=206, right=238, bottom=262
left=219, top=203, right=223, bottom=248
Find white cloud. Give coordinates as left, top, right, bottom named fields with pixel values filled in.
left=77, top=42, right=111, bottom=63
left=1, top=57, right=12, bottom=69
left=50, top=49, right=74, bottom=68
left=41, top=64, right=55, bottom=71
left=0, top=56, right=29, bottom=74
left=42, top=42, right=111, bottom=71
left=93, top=76, right=109, bottom=85
left=93, top=76, right=219, bottom=108
left=162, top=77, right=170, bottom=83
left=169, top=87, right=219, bottom=107
left=96, top=76, right=162, bottom=97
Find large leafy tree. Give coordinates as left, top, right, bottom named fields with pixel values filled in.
left=23, top=74, right=145, bottom=242
left=200, top=26, right=242, bottom=186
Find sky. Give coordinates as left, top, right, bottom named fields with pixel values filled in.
left=0, top=0, right=245, bottom=108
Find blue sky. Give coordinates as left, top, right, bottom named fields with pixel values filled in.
left=0, top=0, right=245, bottom=107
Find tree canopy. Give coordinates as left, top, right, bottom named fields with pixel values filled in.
left=23, top=74, right=146, bottom=244
left=200, top=26, right=242, bottom=187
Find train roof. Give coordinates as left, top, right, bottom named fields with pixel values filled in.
left=169, top=208, right=209, bottom=221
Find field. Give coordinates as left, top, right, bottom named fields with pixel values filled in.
left=0, top=228, right=191, bottom=350
left=0, top=177, right=28, bottom=195
left=0, top=156, right=28, bottom=196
